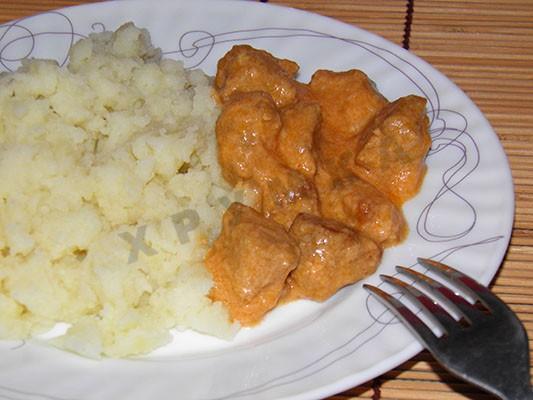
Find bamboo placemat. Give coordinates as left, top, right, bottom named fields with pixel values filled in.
left=1, top=1, right=532, bottom=399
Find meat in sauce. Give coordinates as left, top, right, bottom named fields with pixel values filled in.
left=205, top=203, right=300, bottom=325
left=277, top=101, right=320, bottom=179
left=215, top=44, right=300, bottom=108
left=308, top=69, right=388, bottom=177
left=308, top=69, right=388, bottom=143
left=350, top=95, right=431, bottom=204
left=257, top=170, right=319, bottom=229
left=286, top=213, right=382, bottom=301
left=316, top=168, right=407, bottom=247
left=215, top=90, right=319, bottom=229
left=215, top=91, right=281, bottom=185
left=207, top=45, right=431, bottom=326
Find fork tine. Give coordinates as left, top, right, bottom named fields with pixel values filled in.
left=417, top=258, right=504, bottom=313
left=380, top=274, right=457, bottom=334
left=396, top=265, right=486, bottom=324
left=363, top=283, right=439, bottom=349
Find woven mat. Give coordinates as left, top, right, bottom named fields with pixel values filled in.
left=1, top=1, right=532, bottom=399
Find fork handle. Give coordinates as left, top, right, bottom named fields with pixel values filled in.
left=520, top=387, right=533, bottom=400
left=499, top=385, right=533, bottom=400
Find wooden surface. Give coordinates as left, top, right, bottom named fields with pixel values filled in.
left=1, top=0, right=532, bottom=399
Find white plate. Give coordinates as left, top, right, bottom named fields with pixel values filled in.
left=0, top=1, right=514, bottom=399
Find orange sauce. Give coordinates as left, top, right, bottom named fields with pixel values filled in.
left=205, top=45, right=431, bottom=326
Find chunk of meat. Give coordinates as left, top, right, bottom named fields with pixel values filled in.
left=308, top=69, right=388, bottom=178
left=317, top=169, right=407, bottom=247
left=315, top=136, right=360, bottom=180
left=309, top=69, right=388, bottom=143
left=215, top=45, right=300, bottom=108
left=215, top=91, right=281, bottom=185
left=286, top=213, right=382, bottom=301
left=276, top=101, right=320, bottom=179
left=350, top=95, right=431, bottom=204
left=205, top=203, right=300, bottom=326
left=257, top=170, right=319, bottom=229
left=216, top=91, right=319, bottom=228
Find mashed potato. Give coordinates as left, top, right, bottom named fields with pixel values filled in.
left=0, top=23, right=241, bottom=358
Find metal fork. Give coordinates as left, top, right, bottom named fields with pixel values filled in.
left=364, top=258, right=533, bottom=400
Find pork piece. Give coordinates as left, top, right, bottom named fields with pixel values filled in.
left=351, top=95, right=431, bottom=205
left=276, top=101, right=320, bottom=179
left=308, top=70, right=388, bottom=177
left=215, top=91, right=281, bottom=185
left=257, top=169, right=319, bottom=229
left=216, top=91, right=319, bottom=228
left=316, top=168, right=407, bottom=247
left=205, top=203, right=300, bottom=326
left=309, top=69, right=387, bottom=143
left=215, top=45, right=300, bottom=108
left=286, top=213, right=381, bottom=301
